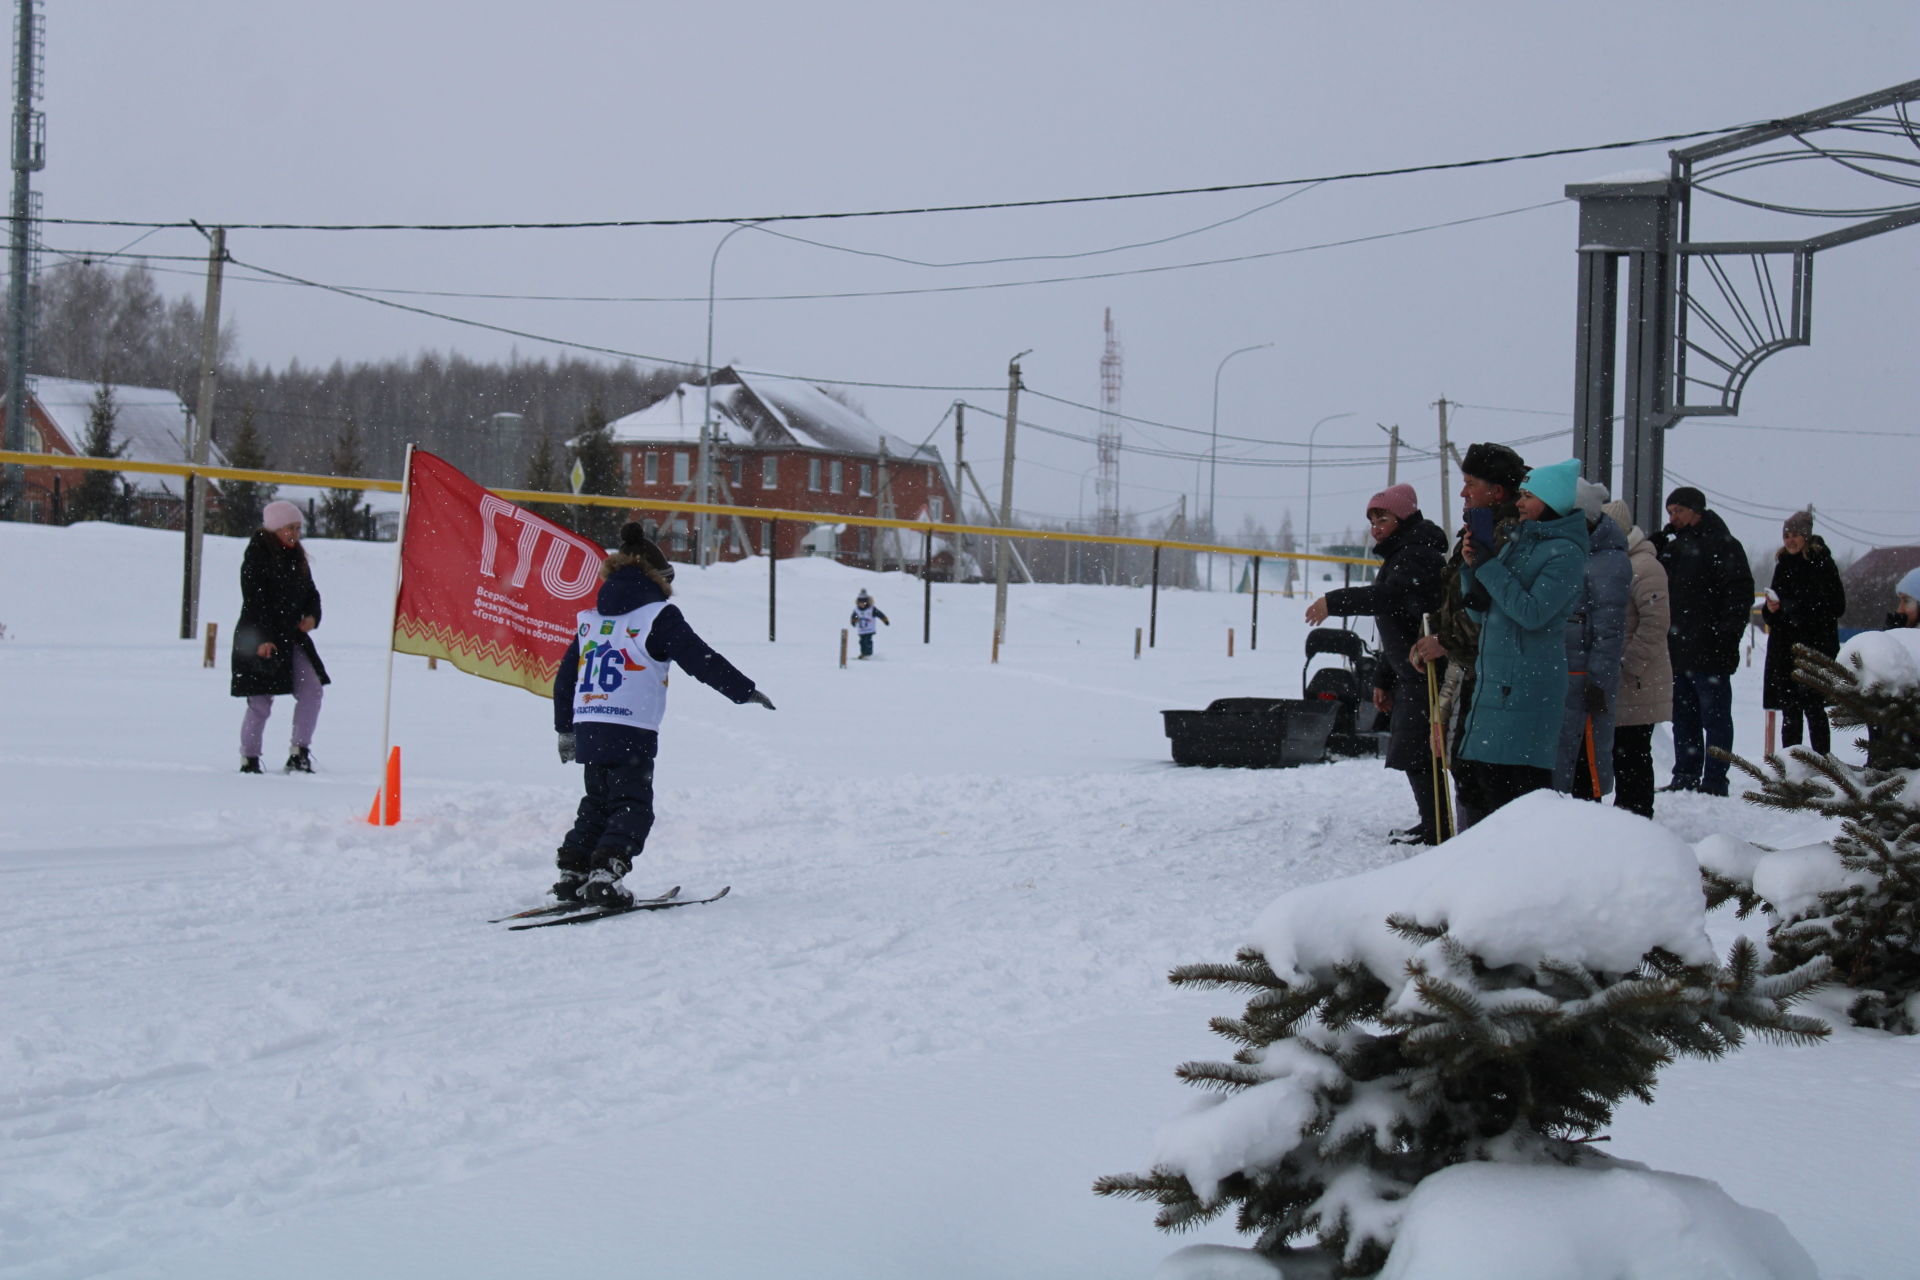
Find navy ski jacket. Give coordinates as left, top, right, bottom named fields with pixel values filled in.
left=551, top=566, right=758, bottom=764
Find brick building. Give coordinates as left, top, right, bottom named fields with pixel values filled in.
left=2, top=375, right=222, bottom=526
left=606, top=367, right=960, bottom=570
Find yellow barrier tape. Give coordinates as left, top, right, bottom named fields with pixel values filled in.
left=0, top=449, right=1378, bottom=568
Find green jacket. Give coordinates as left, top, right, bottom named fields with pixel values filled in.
left=1457, top=510, right=1588, bottom=770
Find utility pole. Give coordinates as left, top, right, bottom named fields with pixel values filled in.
left=1377, top=422, right=1400, bottom=486
left=2, top=0, right=43, bottom=519
left=1433, top=396, right=1454, bottom=533
left=992, top=351, right=1029, bottom=658
left=180, top=226, right=225, bottom=639
left=951, top=401, right=965, bottom=582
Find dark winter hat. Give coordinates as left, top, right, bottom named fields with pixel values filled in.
left=1665, top=486, right=1707, bottom=514
left=1459, top=442, right=1528, bottom=492
left=1365, top=483, right=1418, bottom=522
left=856, top=590, right=872, bottom=602
left=1783, top=510, right=1814, bottom=538
left=615, top=521, right=674, bottom=581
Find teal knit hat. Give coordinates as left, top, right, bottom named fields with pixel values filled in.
left=1521, top=458, right=1581, bottom=518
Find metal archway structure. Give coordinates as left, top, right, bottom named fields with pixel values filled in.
left=1569, top=78, right=1920, bottom=523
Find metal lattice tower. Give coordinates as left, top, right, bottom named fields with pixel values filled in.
left=1, top=0, right=43, bottom=518
left=1095, top=308, right=1122, bottom=538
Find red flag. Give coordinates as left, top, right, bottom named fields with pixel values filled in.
left=393, top=451, right=607, bottom=696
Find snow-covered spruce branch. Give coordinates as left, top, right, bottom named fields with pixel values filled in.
left=1714, top=631, right=1920, bottom=1033
left=1096, top=927, right=1826, bottom=1277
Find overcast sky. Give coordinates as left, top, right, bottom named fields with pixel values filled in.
left=37, top=0, right=1920, bottom=564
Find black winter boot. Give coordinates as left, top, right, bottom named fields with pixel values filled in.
left=285, top=746, right=314, bottom=774
left=239, top=757, right=263, bottom=774
left=550, top=869, right=587, bottom=903
left=583, top=855, right=634, bottom=907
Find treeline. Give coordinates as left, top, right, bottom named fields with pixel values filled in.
left=16, top=260, right=691, bottom=491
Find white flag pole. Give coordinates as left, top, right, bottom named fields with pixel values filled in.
left=377, top=444, right=418, bottom=797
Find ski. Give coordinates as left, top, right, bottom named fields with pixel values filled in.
left=507, top=885, right=731, bottom=931
left=488, top=885, right=680, bottom=924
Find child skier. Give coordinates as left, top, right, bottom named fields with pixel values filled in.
left=850, top=590, right=890, bottom=659
left=551, top=523, right=775, bottom=907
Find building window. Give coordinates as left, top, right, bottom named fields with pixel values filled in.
left=673, top=451, right=690, bottom=486
left=644, top=452, right=659, bottom=485
left=808, top=458, right=821, bottom=491
left=860, top=464, right=873, bottom=496
left=730, top=457, right=743, bottom=488
left=620, top=452, right=633, bottom=488
left=830, top=459, right=843, bottom=493
left=763, top=455, right=778, bottom=489
left=930, top=495, right=944, bottom=522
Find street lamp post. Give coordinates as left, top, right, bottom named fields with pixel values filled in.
left=1207, top=343, right=1273, bottom=591
left=1302, top=410, right=1357, bottom=594
left=700, top=221, right=764, bottom=566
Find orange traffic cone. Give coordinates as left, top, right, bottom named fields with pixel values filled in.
left=365, top=746, right=401, bottom=825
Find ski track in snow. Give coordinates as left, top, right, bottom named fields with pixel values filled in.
left=2, top=523, right=1914, bottom=1279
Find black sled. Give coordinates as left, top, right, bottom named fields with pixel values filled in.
left=1158, top=626, right=1384, bottom=769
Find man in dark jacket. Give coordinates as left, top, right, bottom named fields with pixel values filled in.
left=1306, top=484, right=1448, bottom=842
left=1653, top=486, right=1754, bottom=796
left=1409, top=441, right=1528, bottom=831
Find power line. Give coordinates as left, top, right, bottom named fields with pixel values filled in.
left=26, top=122, right=1755, bottom=232
left=226, top=253, right=1000, bottom=395
left=46, top=197, right=1567, bottom=306
left=1455, top=400, right=1917, bottom=440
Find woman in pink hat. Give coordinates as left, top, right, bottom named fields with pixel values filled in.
left=229, top=500, right=330, bottom=773
left=1304, top=483, right=1448, bottom=843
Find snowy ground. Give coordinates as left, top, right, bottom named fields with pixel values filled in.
left=2, top=522, right=1915, bottom=1280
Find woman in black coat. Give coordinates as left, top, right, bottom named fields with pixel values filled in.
left=230, top=500, right=331, bottom=773
left=1305, top=484, right=1448, bottom=843
left=1762, top=510, right=1844, bottom=755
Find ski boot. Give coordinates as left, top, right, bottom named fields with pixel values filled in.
left=285, top=746, right=314, bottom=774
left=550, top=868, right=587, bottom=904
left=582, top=855, right=634, bottom=908
left=239, top=757, right=263, bottom=774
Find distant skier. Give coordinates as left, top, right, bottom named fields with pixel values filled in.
left=550, top=523, right=774, bottom=907
left=850, top=590, right=890, bottom=659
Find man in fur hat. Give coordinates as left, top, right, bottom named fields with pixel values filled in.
left=1409, top=440, right=1528, bottom=830
left=549, top=523, right=775, bottom=907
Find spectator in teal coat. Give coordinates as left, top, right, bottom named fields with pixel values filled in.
left=1455, top=457, right=1589, bottom=816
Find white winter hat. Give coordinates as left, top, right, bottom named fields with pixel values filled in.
left=261, top=500, right=303, bottom=531
left=1574, top=479, right=1610, bottom=523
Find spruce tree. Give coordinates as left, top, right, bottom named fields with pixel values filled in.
left=521, top=427, right=570, bottom=529
left=1721, top=640, right=1920, bottom=1033
left=69, top=383, right=127, bottom=523
left=319, top=415, right=368, bottom=539
left=568, top=399, right=624, bottom=548
left=217, top=404, right=275, bottom=536
left=1096, top=925, right=1826, bottom=1277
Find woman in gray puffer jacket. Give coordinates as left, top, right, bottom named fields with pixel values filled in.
left=1555, top=481, right=1631, bottom=799
left=1602, top=498, right=1673, bottom=819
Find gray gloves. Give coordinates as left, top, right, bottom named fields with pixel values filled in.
left=746, top=690, right=776, bottom=710
left=557, top=732, right=576, bottom=763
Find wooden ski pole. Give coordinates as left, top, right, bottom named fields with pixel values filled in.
left=1422, top=615, right=1454, bottom=841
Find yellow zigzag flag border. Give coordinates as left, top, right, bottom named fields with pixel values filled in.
left=394, top=616, right=554, bottom=699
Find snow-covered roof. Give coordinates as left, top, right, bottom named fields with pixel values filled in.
left=607, top=384, right=755, bottom=447
left=31, top=374, right=226, bottom=498
left=606, top=368, right=938, bottom=463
